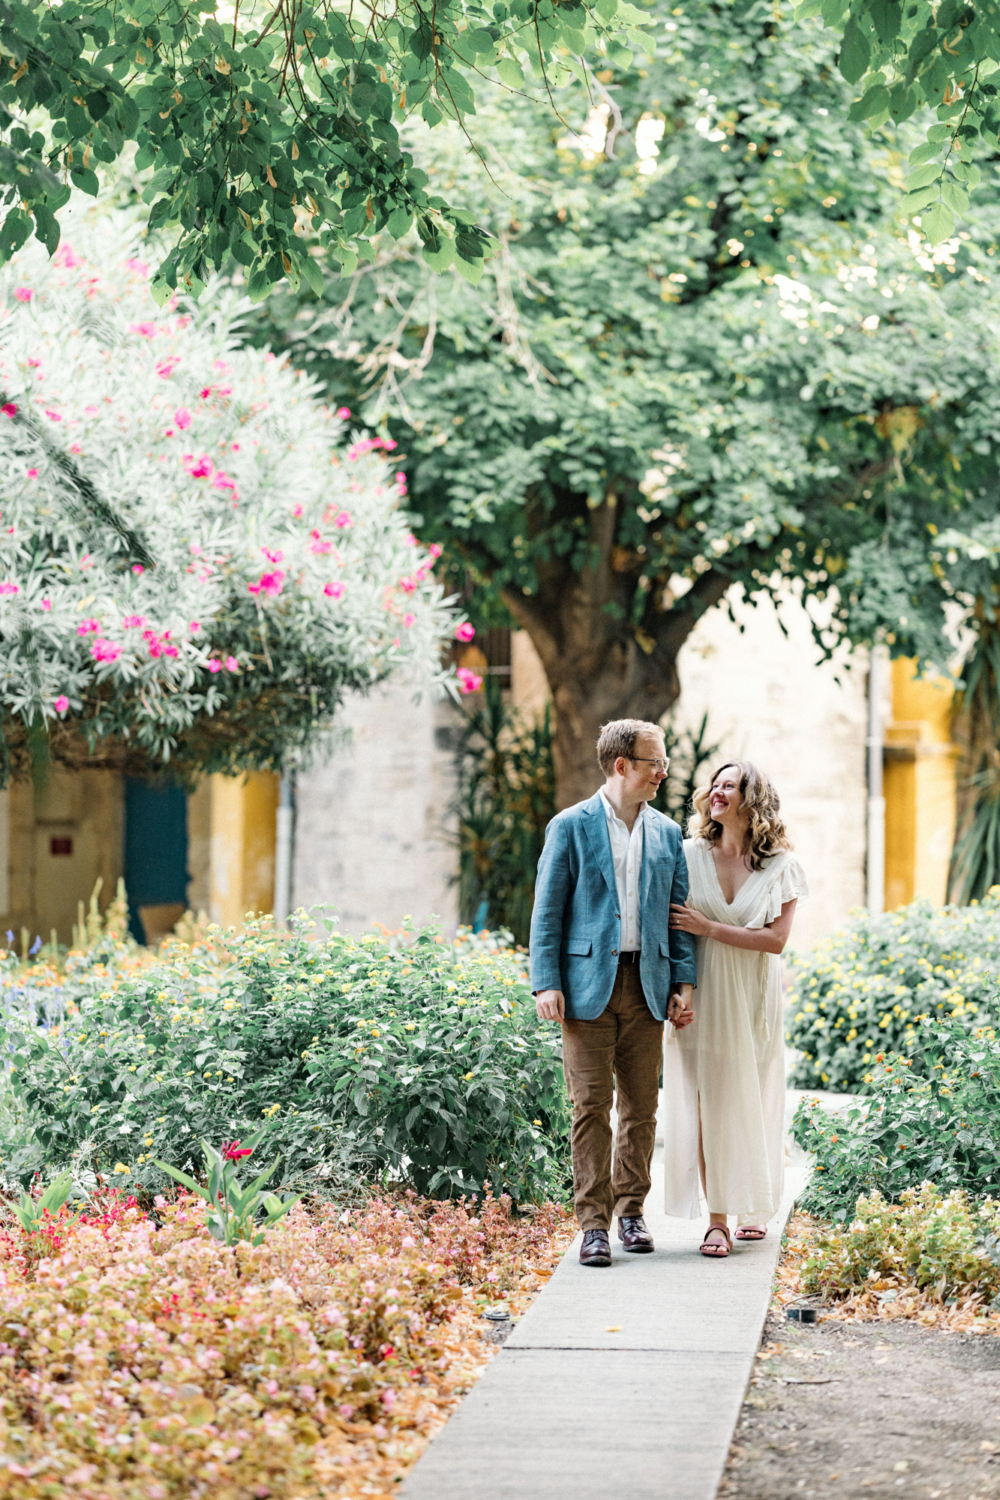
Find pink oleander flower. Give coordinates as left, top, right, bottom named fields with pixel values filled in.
left=77, top=618, right=100, bottom=636
left=333, top=511, right=353, bottom=529
left=403, top=613, right=415, bottom=627
left=91, top=638, right=123, bottom=663
left=131, top=564, right=144, bottom=575
left=26, top=468, right=37, bottom=479
left=336, top=406, right=350, bottom=419
left=54, top=694, right=69, bottom=713
left=174, top=407, right=192, bottom=430
left=1, top=403, right=16, bottom=418
left=0, top=581, right=19, bottom=596
left=129, top=321, right=157, bottom=338
left=206, top=658, right=223, bottom=673
left=248, top=570, right=285, bottom=598
left=457, top=667, right=484, bottom=694
left=324, top=581, right=345, bottom=599
left=41, top=598, right=51, bottom=611
left=225, top=655, right=239, bottom=672
left=455, top=622, right=476, bottom=643
left=14, top=287, right=32, bottom=303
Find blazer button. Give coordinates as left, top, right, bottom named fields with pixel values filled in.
left=611, top=949, right=618, bottom=956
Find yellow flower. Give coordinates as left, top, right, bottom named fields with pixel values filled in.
left=371, top=1029, right=381, bottom=1038
left=464, top=1071, right=474, bottom=1081
left=113, top=1162, right=130, bottom=1174
left=143, top=1136, right=153, bottom=1146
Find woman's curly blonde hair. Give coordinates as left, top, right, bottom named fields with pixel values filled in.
left=688, top=760, right=791, bottom=870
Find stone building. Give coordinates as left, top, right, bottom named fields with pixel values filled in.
left=0, top=588, right=959, bottom=953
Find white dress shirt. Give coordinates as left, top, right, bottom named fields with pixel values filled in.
left=600, top=789, right=645, bottom=952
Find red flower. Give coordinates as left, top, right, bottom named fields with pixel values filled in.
left=222, top=1141, right=253, bottom=1161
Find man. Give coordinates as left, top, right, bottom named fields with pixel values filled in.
left=530, top=719, right=697, bottom=1267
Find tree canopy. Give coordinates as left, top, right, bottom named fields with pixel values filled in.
left=0, top=0, right=650, bottom=298
left=0, top=208, right=454, bottom=784
left=254, top=0, right=1000, bottom=803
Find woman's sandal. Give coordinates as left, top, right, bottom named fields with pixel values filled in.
left=735, top=1225, right=767, bottom=1241
left=699, top=1224, right=732, bottom=1258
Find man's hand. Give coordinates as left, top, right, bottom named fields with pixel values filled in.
left=536, top=989, right=566, bottom=1022
left=668, top=983, right=695, bottom=1029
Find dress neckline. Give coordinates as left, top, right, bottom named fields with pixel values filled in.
left=705, top=844, right=764, bottom=908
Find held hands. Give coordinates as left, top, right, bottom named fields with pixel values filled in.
left=668, top=983, right=695, bottom=1030
left=669, top=900, right=713, bottom=939
left=535, top=989, right=566, bottom=1022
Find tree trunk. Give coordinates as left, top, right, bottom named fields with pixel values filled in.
left=502, top=494, right=730, bottom=810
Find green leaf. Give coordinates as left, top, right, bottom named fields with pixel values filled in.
left=939, top=179, right=970, bottom=215
left=849, top=84, right=889, bottom=120
left=908, top=140, right=942, bottom=165
left=423, top=236, right=455, bottom=272
left=838, top=20, right=870, bottom=85
left=454, top=255, right=484, bottom=286
left=920, top=201, right=955, bottom=243
left=496, top=57, right=525, bottom=87
left=904, top=162, right=943, bottom=191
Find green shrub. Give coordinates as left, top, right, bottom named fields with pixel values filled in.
left=798, top=1184, right=1000, bottom=1305
left=786, top=891, right=1000, bottom=1092
left=1, top=916, right=571, bottom=1203
left=791, top=1018, right=1000, bottom=1218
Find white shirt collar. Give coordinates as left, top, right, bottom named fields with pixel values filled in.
left=600, top=788, right=646, bottom=828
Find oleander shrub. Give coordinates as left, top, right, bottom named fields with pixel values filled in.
left=0, top=916, right=571, bottom=1203
left=791, top=1018, right=1000, bottom=1219
left=0, top=1187, right=572, bottom=1498
left=797, top=1184, right=1000, bottom=1307
left=786, top=891, right=1000, bottom=1092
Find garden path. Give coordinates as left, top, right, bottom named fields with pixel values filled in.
left=403, top=1147, right=809, bottom=1500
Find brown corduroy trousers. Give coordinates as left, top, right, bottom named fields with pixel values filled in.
left=560, top=964, right=664, bottom=1232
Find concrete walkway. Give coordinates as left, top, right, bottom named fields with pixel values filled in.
left=403, top=1161, right=808, bottom=1500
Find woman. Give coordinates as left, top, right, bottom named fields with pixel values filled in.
left=664, top=761, right=807, bottom=1258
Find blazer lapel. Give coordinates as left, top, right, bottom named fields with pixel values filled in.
left=582, top=793, right=618, bottom=906
left=640, top=809, right=659, bottom=916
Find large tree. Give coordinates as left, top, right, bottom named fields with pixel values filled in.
left=0, top=0, right=648, bottom=296
left=254, top=0, right=1000, bottom=806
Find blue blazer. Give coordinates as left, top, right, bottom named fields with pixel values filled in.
left=529, top=791, right=697, bottom=1022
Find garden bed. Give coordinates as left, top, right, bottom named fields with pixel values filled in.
left=0, top=1187, right=574, bottom=1499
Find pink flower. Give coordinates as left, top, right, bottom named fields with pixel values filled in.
left=77, top=618, right=100, bottom=636
left=131, top=564, right=144, bottom=575
left=156, top=358, right=179, bottom=378
left=212, top=470, right=237, bottom=495
left=207, top=658, right=223, bottom=673
left=54, top=695, right=69, bottom=713
left=123, top=614, right=147, bottom=629
left=26, top=468, right=37, bottom=479
left=455, top=622, right=476, bottom=642
left=69, top=443, right=82, bottom=454
left=190, top=621, right=201, bottom=633
left=291, top=503, right=304, bottom=518
left=125, top=258, right=149, bottom=278
left=27, top=359, right=40, bottom=369
left=333, top=511, right=353, bottom=530
left=44, top=409, right=62, bottom=422
left=429, top=543, right=443, bottom=560
left=336, top=406, right=350, bottom=419
left=324, top=581, right=345, bottom=599
left=91, top=638, right=123, bottom=663
left=338, top=1405, right=354, bottom=1420
left=129, top=321, right=157, bottom=338
left=222, top=1140, right=253, bottom=1161
left=41, top=598, right=51, bottom=612
left=404, top=533, right=418, bottom=547
left=14, top=287, right=32, bottom=303
left=381, top=1390, right=396, bottom=1410
left=310, top=530, right=333, bottom=555
left=401, top=1235, right=416, bottom=1248
left=248, top=570, right=285, bottom=598
left=84, top=404, right=97, bottom=414
left=0, top=581, right=18, bottom=596
left=54, top=244, right=83, bottom=268
left=457, top=667, right=483, bottom=694
left=403, top=613, right=415, bottom=627
left=225, top=655, right=239, bottom=672
left=261, top=547, right=284, bottom=564
left=1, top=403, right=16, bottom=418
left=199, top=386, right=211, bottom=399
left=174, top=407, right=192, bottom=430
left=399, top=576, right=417, bottom=594
left=184, top=454, right=214, bottom=480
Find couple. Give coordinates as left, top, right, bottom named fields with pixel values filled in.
left=529, top=718, right=808, bottom=1266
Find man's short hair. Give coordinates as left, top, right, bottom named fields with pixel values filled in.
left=596, top=718, right=665, bottom=777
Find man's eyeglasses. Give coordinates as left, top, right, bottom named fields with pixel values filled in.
left=630, top=757, right=670, bottom=772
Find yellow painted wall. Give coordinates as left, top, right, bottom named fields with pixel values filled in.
left=884, top=658, right=957, bottom=910
left=204, top=771, right=279, bottom=929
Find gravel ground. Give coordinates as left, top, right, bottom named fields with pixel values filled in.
left=721, top=1313, right=1000, bottom=1500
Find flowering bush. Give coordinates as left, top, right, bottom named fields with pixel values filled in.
left=786, top=892, right=1000, bottom=1092
left=791, top=1017, right=1000, bottom=1219
left=0, top=210, right=455, bottom=781
left=0, top=1187, right=573, bottom=1498
left=1, top=916, right=571, bottom=1203
left=795, top=1185, right=1000, bottom=1310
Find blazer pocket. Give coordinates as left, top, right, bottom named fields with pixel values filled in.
left=659, top=940, right=671, bottom=957
left=565, top=937, right=593, bottom=956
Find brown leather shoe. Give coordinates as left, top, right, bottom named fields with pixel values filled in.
left=579, top=1229, right=612, bottom=1267
left=617, top=1215, right=655, bottom=1253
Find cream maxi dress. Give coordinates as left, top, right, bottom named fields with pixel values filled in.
left=663, top=839, right=809, bottom=1224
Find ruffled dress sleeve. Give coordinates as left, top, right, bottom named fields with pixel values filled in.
left=746, top=854, right=809, bottom=929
